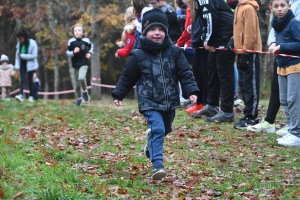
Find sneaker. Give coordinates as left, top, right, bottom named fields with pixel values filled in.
left=144, top=128, right=151, bottom=159
left=76, top=98, right=82, bottom=106
left=234, top=95, right=242, bottom=106
left=234, top=117, right=259, bottom=129
left=205, top=110, right=234, bottom=123
left=277, top=133, right=300, bottom=146
left=276, top=124, right=289, bottom=136
left=152, top=166, right=167, bottom=180
left=28, top=96, right=34, bottom=102
left=83, top=91, right=90, bottom=102
left=15, top=94, right=23, bottom=102
left=186, top=103, right=204, bottom=114
left=247, top=119, right=275, bottom=133
left=191, top=105, right=218, bottom=118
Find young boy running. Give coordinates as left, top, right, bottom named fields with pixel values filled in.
left=112, top=8, right=200, bottom=180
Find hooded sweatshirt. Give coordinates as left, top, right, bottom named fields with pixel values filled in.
left=233, top=0, right=262, bottom=54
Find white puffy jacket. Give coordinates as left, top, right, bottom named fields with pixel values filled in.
left=15, top=39, right=39, bottom=72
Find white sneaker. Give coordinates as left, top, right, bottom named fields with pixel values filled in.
left=28, top=96, right=34, bottom=102
left=15, top=94, right=23, bottom=102
left=277, top=133, right=300, bottom=146
left=276, top=125, right=289, bottom=136
left=247, top=120, right=275, bottom=133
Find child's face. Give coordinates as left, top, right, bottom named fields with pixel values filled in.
left=1, top=61, right=7, bottom=66
left=146, top=26, right=166, bottom=43
left=73, top=26, right=84, bottom=39
left=270, top=0, right=291, bottom=19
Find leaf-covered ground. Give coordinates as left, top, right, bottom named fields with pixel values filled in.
left=0, top=99, right=299, bottom=199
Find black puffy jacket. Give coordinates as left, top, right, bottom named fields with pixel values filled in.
left=112, top=36, right=199, bottom=113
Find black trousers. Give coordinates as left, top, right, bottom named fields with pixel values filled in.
left=20, top=61, right=35, bottom=97
left=206, top=49, right=235, bottom=113
left=238, top=53, right=260, bottom=118
left=265, top=60, right=280, bottom=124
left=192, top=48, right=208, bottom=105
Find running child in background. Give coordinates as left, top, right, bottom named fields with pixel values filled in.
left=66, top=23, right=94, bottom=106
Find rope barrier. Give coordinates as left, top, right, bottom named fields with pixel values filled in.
left=9, top=82, right=136, bottom=96
left=184, top=46, right=300, bottom=59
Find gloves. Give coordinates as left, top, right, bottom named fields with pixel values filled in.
left=226, top=38, right=234, bottom=52
left=238, top=54, right=251, bottom=71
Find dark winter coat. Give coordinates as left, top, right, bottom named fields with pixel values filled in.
left=112, top=35, right=199, bottom=113
left=195, top=0, right=233, bottom=46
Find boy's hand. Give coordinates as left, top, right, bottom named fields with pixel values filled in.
left=272, top=45, right=280, bottom=56
left=86, top=53, right=91, bottom=59
left=116, top=41, right=124, bottom=48
left=74, top=47, right=80, bottom=53
left=226, top=38, right=234, bottom=52
left=268, top=43, right=276, bottom=55
left=204, top=42, right=216, bottom=52
left=189, top=95, right=197, bottom=104
left=113, top=99, right=123, bottom=106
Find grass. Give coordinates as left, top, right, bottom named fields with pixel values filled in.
left=0, top=98, right=299, bottom=199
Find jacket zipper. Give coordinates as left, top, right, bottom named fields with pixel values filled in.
left=158, top=51, right=169, bottom=110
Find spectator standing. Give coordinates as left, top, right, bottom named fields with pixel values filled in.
left=228, top=0, right=262, bottom=129
left=193, top=0, right=235, bottom=123
left=115, top=6, right=136, bottom=58
left=247, top=0, right=300, bottom=135
left=0, top=54, right=15, bottom=101
left=15, top=30, right=39, bottom=102
left=153, top=0, right=182, bottom=43
left=269, top=0, right=300, bottom=146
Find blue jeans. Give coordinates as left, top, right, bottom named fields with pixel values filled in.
left=143, top=110, right=175, bottom=167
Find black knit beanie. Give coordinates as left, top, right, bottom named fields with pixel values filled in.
left=142, top=8, right=168, bottom=36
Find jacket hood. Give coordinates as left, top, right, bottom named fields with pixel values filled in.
left=239, top=0, right=259, bottom=10
left=0, top=64, right=14, bottom=70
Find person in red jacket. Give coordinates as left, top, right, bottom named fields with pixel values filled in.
left=115, top=6, right=136, bottom=58
left=176, top=1, right=203, bottom=113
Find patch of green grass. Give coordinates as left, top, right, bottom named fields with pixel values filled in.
left=0, top=99, right=299, bottom=199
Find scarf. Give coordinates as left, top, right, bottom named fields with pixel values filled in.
left=272, top=10, right=295, bottom=32
left=137, top=35, right=173, bottom=52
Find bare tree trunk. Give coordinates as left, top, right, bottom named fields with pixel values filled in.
left=79, top=0, right=85, bottom=13
left=90, top=0, right=101, bottom=100
left=47, top=1, right=59, bottom=100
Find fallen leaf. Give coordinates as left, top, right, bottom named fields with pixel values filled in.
left=11, top=192, right=23, bottom=199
